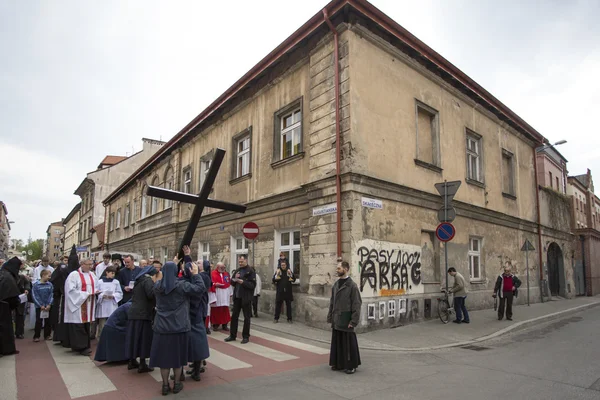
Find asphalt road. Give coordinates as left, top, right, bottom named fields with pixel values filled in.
left=165, top=305, right=600, bottom=400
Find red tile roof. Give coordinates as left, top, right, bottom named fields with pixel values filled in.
left=99, top=156, right=127, bottom=167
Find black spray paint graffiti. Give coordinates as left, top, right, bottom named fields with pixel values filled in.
left=357, top=246, right=422, bottom=293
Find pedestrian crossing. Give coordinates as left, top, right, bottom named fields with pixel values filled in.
left=3, top=327, right=330, bottom=400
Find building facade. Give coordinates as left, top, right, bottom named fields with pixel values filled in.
left=103, top=0, right=568, bottom=331
left=74, top=138, right=164, bottom=259
left=62, top=203, right=81, bottom=257
left=568, top=170, right=600, bottom=295
left=45, top=221, right=65, bottom=262
left=0, top=202, right=10, bottom=259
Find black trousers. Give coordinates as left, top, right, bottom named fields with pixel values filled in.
left=498, top=291, right=514, bottom=319
left=34, top=308, right=52, bottom=339
left=49, top=298, right=59, bottom=335
left=230, top=298, right=251, bottom=339
left=274, top=299, right=292, bottom=321
left=252, top=295, right=259, bottom=316
left=14, top=304, right=26, bottom=336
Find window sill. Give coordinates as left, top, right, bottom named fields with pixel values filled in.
left=469, top=279, right=486, bottom=284
left=502, top=192, right=517, bottom=200
left=229, top=173, right=252, bottom=186
left=466, top=178, right=485, bottom=189
left=271, top=152, right=305, bottom=169
left=414, top=159, right=443, bottom=173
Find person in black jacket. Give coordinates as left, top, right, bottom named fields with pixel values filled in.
left=273, top=260, right=295, bottom=323
left=14, top=263, right=31, bottom=339
left=0, top=257, right=23, bottom=355
left=493, top=266, right=522, bottom=321
left=225, top=254, right=256, bottom=344
left=125, top=264, right=157, bottom=373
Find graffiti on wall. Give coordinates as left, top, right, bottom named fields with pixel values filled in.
left=353, top=239, right=423, bottom=298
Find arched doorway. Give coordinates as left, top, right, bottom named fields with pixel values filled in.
left=547, top=243, right=565, bottom=297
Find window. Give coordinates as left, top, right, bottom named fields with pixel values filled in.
left=198, top=242, right=210, bottom=262
left=501, top=150, right=515, bottom=197
left=415, top=101, right=440, bottom=168
left=151, top=176, right=160, bottom=213
left=231, top=236, right=248, bottom=271
left=54, top=237, right=60, bottom=243
left=141, top=193, right=147, bottom=219
left=132, top=198, right=138, bottom=223
left=549, top=172, right=553, bottom=188
left=466, top=131, right=482, bottom=183
left=276, top=230, right=301, bottom=281
left=280, top=109, right=302, bottom=159
left=55, top=229, right=61, bottom=234
left=116, top=208, right=121, bottom=228
left=231, top=128, right=252, bottom=182
left=183, top=168, right=192, bottom=194
left=556, top=177, right=559, bottom=191
left=468, top=237, right=482, bottom=281
left=109, top=213, right=115, bottom=231
left=124, top=204, right=130, bottom=227
left=162, top=247, right=168, bottom=263
left=199, top=159, right=211, bottom=189
left=164, top=167, right=174, bottom=208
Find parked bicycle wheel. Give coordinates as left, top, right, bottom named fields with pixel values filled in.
left=438, top=298, right=450, bottom=324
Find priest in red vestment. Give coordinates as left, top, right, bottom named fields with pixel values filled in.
left=210, top=263, right=231, bottom=331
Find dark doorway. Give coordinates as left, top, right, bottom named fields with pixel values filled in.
left=547, top=243, right=565, bottom=297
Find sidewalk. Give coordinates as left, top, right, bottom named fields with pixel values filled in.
left=248, top=296, right=600, bottom=352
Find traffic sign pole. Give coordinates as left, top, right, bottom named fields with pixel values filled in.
left=242, top=222, right=260, bottom=268
left=526, top=248, right=530, bottom=306
left=444, top=181, right=449, bottom=294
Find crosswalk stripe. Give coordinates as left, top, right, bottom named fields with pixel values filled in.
left=250, top=330, right=330, bottom=355
left=0, top=354, right=17, bottom=400
left=207, top=348, right=253, bottom=370
left=46, top=342, right=116, bottom=398
left=215, top=332, right=298, bottom=361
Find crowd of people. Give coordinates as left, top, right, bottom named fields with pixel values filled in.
left=0, top=248, right=365, bottom=394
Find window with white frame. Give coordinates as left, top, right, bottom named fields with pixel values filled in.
left=151, top=176, right=160, bottom=214
left=276, top=230, right=301, bottom=281
left=468, top=237, right=482, bottom=281
left=280, top=108, right=302, bottom=159
left=199, top=159, right=211, bottom=189
left=162, top=247, right=168, bottom=263
left=198, top=242, right=210, bottom=262
left=164, top=167, right=174, bottom=208
left=466, top=132, right=482, bottom=182
left=502, top=150, right=515, bottom=197
left=116, top=208, right=121, bottom=228
left=234, top=133, right=251, bottom=179
left=141, top=194, right=147, bottom=219
left=231, top=236, right=248, bottom=271
left=124, top=204, right=130, bottom=227
left=415, top=100, right=440, bottom=168
left=183, top=168, right=192, bottom=194
left=109, top=213, right=115, bottom=231
left=132, top=198, right=137, bottom=223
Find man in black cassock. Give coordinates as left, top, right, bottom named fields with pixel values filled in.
left=0, top=257, right=23, bottom=355
left=49, top=254, right=69, bottom=342
left=327, top=260, right=362, bottom=374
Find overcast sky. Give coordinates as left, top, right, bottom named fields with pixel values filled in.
left=1, top=0, right=599, bottom=241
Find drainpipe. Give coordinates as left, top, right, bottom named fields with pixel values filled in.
left=323, top=9, right=342, bottom=258
left=532, top=146, right=544, bottom=302
left=580, top=235, right=588, bottom=296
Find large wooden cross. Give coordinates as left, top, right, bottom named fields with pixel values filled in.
left=146, top=148, right=247, bottom=260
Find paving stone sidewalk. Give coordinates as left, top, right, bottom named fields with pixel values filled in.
left=248, top=296, right=600, bottom=351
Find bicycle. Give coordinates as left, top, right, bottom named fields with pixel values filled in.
left=437, top=288, right=454, bottom=324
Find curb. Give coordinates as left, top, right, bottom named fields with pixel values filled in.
left=250, top=300, right=600, bottom=352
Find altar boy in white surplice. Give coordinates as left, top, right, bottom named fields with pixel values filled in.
left=96, top=265, right=123, bottom=339
left=63, top=258, right=99, bottom=356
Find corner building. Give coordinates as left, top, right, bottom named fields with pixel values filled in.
left=103, top=0, right=565, bottom=331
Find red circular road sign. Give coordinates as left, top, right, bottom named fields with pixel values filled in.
left=242, top=222, right=259, bottom=240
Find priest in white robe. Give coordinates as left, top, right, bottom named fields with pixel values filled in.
left=63, top=258, right=99, bottom=356
left=209, top=262, right=233, bottom=331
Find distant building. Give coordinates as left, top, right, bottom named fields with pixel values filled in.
left=74, top=138, right=164, bottom=260
left=45, top=221, right=65, bottom=262
left=568, top=169, right=600, bottom=295
left=0, top=202, right=10, bottom=259
left=62, top=202, right=81, bottom=257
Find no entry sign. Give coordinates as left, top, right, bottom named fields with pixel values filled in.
left=242, top=222, right=259, bottom=240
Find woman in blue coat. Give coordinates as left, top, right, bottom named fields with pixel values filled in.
left=150, top=255, right=204, bottom=396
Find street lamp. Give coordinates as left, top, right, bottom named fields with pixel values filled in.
left=535, top=140, right=567, bottom=152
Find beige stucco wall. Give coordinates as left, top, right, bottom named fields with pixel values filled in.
left=347, top=27, right=537, bottom=222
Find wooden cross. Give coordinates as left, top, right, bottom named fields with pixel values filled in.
left=146, top=148, right=247, bottom=260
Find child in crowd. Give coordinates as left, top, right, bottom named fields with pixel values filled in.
left=96, top=266, right=123, bottom=338
left=31, top=269, right=53, bottom=342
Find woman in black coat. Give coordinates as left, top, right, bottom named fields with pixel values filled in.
left=0, top=257, right=22, bottom=355
left=272, top=259, right=295, bottom=323
left=125, top=265, right=157, bottom=373
left=150, top=259, right=204, bottom=396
